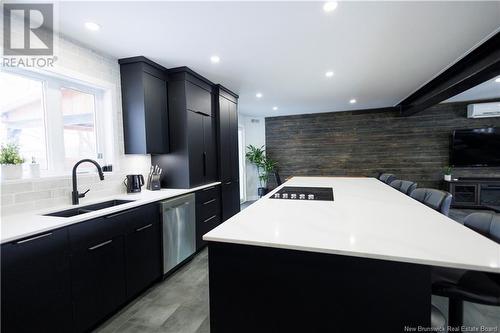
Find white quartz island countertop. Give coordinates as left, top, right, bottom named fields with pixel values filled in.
left=1, top=182, right=221, bottom=244
left=204, top=177, right=500, bottom=273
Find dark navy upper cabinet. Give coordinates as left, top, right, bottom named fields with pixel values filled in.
left=186, top=80, right=213, bottom=116
left=119, top=56, right=169, bottom=154
left=152, top=67, right=217, bottom=188
left=1, top=229, right=73, bottom=333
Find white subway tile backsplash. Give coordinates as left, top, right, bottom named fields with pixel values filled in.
left=1, top=195, right=14, bottom=206
left=15, top=191, right=52, bottom=203
left=1, top=182, right=34, bottom=194
left=1, top=202, right=36, bottom=216
left=33, top=179, right=71, bottom=191
left=51, top=188, right=69, bottom=198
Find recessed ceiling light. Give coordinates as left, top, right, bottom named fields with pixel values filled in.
left=256, top=93, right=263, bottom=98
left=495, top=77, right=500, bottom=83
left=210, top=55, right=220, bottom=63
left=323, top=1, right=338, bottom=13
left=272, top=106, right=278, bottom=111
left=325, top=71, right=334, bottom=78
left=349, top=99, right=357, bottom=104
left=84, top=22, right=100, bottom=31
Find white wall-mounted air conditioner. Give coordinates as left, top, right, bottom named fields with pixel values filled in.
left=467, top=102, right=500, bottom=118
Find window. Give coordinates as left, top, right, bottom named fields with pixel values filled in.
left=0, top=72, right=48, bottom=168
left=0, top=70, right=109, bottom=175
left=60, top=88, right=97, bottom=169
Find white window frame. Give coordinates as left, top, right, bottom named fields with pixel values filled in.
left=1, top=68, right=114, bottom=176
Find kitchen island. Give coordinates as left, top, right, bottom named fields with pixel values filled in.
left=203, top=177, right=500, bottom=332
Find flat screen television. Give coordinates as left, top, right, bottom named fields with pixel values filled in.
left=451, top=127, right=500, bottom=167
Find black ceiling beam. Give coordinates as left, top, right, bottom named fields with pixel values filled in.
left=398, top=31, right=500, bottom=117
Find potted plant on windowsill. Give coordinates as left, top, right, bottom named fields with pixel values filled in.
left=1, top=144, right=25, bottom=180
left=443, top=166, right=453, bottom=182
left=245, top=145, right=278, bottom=197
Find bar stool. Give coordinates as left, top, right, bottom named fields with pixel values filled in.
left=410, top=188, right=452, bottom=216
left=389, top=179, right=417, bottom=195
left=378, top=173, right=397, bottom=185
left=431, top=304, right=446, bottom=330
left=432, top=212, right=500, bottom=329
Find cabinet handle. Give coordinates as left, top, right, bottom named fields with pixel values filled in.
left=225, top=181, right=232, bottom=185
left=16, top=232, right=52, bottom=244
left=203, top=152, right=207, bottom=177
left=202, top=186, right=215, bottom=192
left=135, top=224, right=153, bottom=232
left=88, top=239, right=113, bottom=251
left=204, top=215, right=217, bottom=223
left=194, top=111, right=209, bottom=117
left=106, top=207, right=140, bottom=219
left=203, top=199, right=216, bottom=205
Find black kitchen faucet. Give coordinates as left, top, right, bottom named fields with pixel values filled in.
left=71, top=159, right=104, bottom=205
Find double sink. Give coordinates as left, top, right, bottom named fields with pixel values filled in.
left=44, top=199, right=135, bottom=218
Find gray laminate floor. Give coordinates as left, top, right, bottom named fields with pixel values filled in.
left=94, top=206, right=499, bottom=332
left=94, top=249, right=210, bottom=333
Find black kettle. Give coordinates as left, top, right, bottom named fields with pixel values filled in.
left=124, top=174, right=144, bottom=193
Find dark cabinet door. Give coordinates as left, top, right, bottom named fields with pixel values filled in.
left=218, top=98, right=231, bottom=181
left=120, top=58, right=169, bottom=154
left=186, top=81, right=212, bottom=116
left=144, top=72, right=169, bottom=154
left=218, top=96, right=240, bottom=222
left=1, top=229, right=73, bottom=333
left=203, top=115, right=217, bottom=183
left=452, top=184, right=478, bottom=205
left=70, top=217, right=127, bottom=333
left=196, top=186, right=222, bottom=250
left=231, top=180, right=241, bottom=216
left=188, top=110, right=205, bottom=187
left=124, top=205, right=162, bottom=298
left=221, top=180, right=234, bottom=221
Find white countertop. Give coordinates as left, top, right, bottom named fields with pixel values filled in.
left=204, top=177, right=500, bottom=273
left=1, top=182, right=220, bottom=244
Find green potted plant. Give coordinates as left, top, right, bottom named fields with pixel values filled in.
left=443, top=165, right=453, bottom=181
left=245, top=145, right=277, bottom=197
left=0, top=143, right=25, bottom=180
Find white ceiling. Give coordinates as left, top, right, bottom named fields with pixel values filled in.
left=445, top=76, right=500, bottom=103
left=56, top=1, right=500, bottom=117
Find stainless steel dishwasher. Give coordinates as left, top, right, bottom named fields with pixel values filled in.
left=161, top=193, right=196, bottom=274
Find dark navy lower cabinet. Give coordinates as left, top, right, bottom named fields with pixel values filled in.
left=69, top=216, right=127, bottom=333
left=1, top=229, right=73, bottom=333
left=1, top=203, right=163, bottom=333
left=124, top=205, right=162, bottom=299
left=195, top=185, right=222, bottom=250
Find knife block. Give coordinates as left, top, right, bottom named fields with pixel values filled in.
left=147, top=174, right=161, bottom=190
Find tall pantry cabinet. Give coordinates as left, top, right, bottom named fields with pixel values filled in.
left=215, top=85, right=240, bottom=221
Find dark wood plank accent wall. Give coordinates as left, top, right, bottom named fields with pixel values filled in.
left=265, top=102, right=500, bottom=189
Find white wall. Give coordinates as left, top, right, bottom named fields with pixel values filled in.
left=238, top=114, right=266, bottom=201
left=1, top=32, right=150, bottom=216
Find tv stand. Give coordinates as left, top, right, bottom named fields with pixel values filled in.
left=444, top=178, right=500, bottom=209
